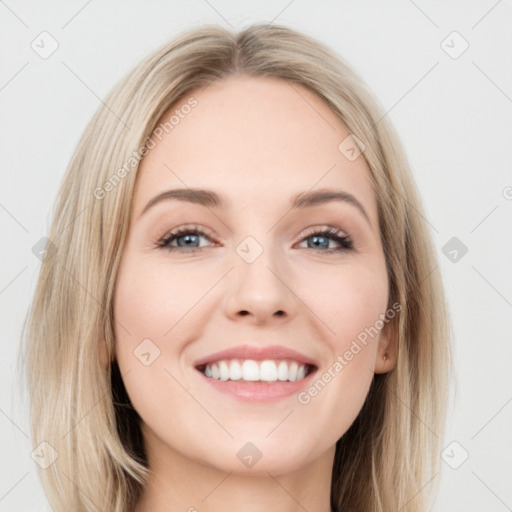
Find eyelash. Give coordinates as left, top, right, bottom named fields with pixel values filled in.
left=156, top=225, right=354, bottom=254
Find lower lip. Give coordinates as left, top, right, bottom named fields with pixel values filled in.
left=195, top=368, right=317, bottom=402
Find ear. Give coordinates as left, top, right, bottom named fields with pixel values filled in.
left=373, top=316, right=398, bottom=374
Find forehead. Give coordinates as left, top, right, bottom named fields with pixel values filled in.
left=132, top=75, right=377, bottom=226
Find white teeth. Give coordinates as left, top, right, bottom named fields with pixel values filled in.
left=288, top=361, right=298, bottom=381
left=277, top=360, right=288, bottom=381
left=242, top=360, right=259, bottom=381
left=230, top=360, right=242, bottom=380
left=201, top=359, right=310, bottom=383
left=259, top=360, right=277, bottom=382
left=219, top=361, right=230, bottom=381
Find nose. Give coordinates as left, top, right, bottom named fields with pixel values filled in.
left=223, top=241, right=296, bottom=325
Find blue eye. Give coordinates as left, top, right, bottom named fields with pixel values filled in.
left=298, top=227, right=353, bottom=252
left=156, top=227, right=214, bottom=253
left=156, top=226, right=354, bottom=253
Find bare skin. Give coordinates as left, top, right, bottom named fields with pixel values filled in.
left=112, top=74, right=397, bottom=512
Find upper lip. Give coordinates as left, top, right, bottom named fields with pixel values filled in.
left=193, top=344, right=319, bottom=369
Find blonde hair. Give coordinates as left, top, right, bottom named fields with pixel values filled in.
left=21, top=22, right=453, bottom=512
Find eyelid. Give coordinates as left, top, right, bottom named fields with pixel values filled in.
left=159, top=223, right=216, bottom=242
left=158, top=224, right=350, bottom=243
left=297, top=224, right=349, bottom=239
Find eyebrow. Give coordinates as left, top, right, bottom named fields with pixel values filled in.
left=140, top=187, right=371, bottom=225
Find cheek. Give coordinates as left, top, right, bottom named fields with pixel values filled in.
left=293, top=261, right=387, bottom=432
left=112, top=255, right=210, bottom=433
left=113, top=255, right=212, bottom=343
left=300, top=261, right=388, bottom=349
left=112, top=253, right=221, bottom=405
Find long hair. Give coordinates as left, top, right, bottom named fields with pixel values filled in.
left=20, top=22, right=453, bottom=512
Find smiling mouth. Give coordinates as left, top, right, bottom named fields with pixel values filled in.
left=195, top=359, right=317, bottom=383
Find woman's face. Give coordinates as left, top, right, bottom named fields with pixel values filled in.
left=113, top=75, right=396, bottom=475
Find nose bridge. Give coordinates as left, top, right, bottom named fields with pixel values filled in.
left=224, top=231, right=293, bottom=320
left=234, top=232, right=282, bottom=290
left=231, top=199, right=280, bottom=269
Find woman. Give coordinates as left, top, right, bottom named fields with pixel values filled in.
left=22, top=23, right=453, bottom=512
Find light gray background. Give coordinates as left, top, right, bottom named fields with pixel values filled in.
left=1, top=1, right=511, bottom=510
